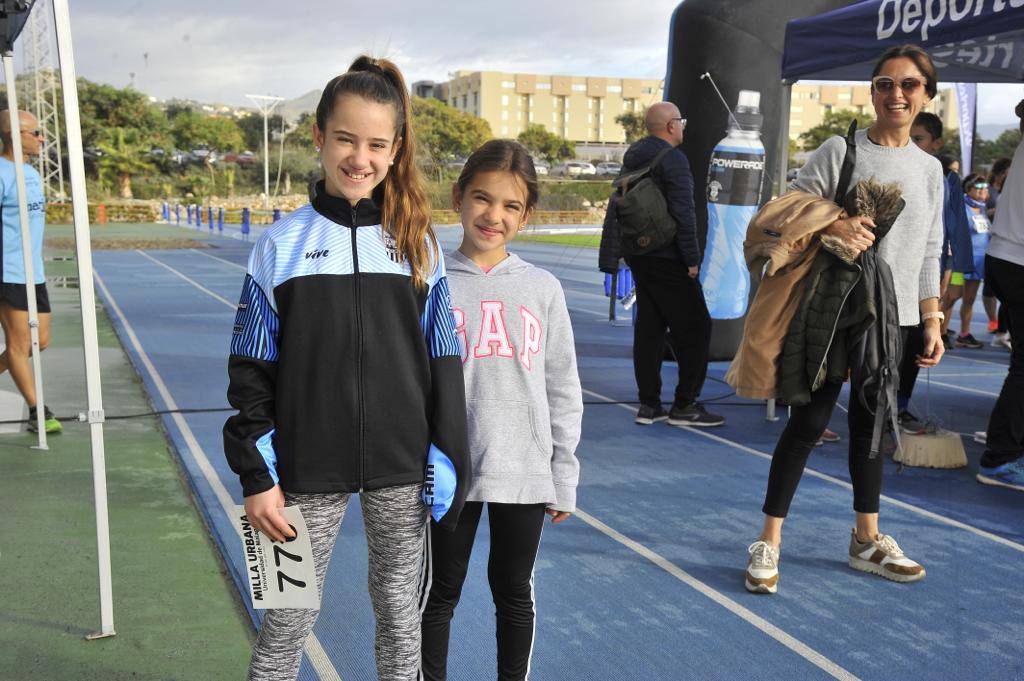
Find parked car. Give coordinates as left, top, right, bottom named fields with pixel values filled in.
left=222, top=150, right=259, bottom=166
left=595, top=161, right=622, bottom=177
left=551, top=160, right=597, bottom=178
left=445, top=158, right=466, bottom=173
left=189, top=145, right=214, bottom=164
left=534, top=161, right=549, bottom=176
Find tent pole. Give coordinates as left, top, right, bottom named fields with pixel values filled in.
left=766, top=81, right=792, bottom=423
left=51, top=0, right=115, bottom=639
left=2, top=52, right=47, bottom=449
left=777, top=81, right=792, bottom=197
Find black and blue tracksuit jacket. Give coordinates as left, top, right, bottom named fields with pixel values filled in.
left=223, top=186, right=469, bottom=529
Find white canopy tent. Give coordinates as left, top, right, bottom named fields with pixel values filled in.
left=1, top=0, right=113, bottom=638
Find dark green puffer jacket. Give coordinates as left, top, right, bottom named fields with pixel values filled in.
left=779, top=179, right=905, bottom=407
left=778, top=250, right=871, bottom=406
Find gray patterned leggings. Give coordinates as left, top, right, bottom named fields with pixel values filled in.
left=248, top=483, right=427, bottom=681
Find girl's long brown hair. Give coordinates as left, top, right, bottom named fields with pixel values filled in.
left=316, top=55, right=436, bottom=289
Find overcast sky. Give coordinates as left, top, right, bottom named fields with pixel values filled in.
left=44, top=0, right=1023, bottom=127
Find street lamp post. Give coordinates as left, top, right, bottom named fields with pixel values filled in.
left=245, top=94, right=284, bottom=209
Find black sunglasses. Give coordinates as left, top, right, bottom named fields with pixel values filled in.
left=872, top=77, right=925, bottom=94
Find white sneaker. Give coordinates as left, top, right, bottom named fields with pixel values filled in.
left=848, top=530, right=925, bottom=583
left=992, top=332, right=1012, bottom=350
left=745, top=541, right=780, bottom=594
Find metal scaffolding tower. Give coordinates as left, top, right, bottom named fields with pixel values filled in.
left=22, top=0, right=64, bottom=200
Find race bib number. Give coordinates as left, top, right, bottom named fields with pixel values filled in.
left=234, top=506, right=319, bottom=609
left=971, top=213, right=990, bottom=234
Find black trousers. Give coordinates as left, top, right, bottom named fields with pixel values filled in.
left=625, top=255, right=711, bottom=408
left=898, top=324, right=925, bottom=402
left=762, top=327, right=911, bottom=518
left=981, top=255, right=1024, bottom=467
left=420, top=502, right=546, bottom=681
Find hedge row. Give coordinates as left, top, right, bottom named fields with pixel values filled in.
left=46, top=202, right=159, bottom=224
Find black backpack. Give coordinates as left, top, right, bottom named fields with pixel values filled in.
left=612, top=146, right=677, bottom=255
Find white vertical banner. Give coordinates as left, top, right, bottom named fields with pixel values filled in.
left=954, top=83, right=977, bottom=173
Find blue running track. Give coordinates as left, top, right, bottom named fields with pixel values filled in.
left=92, top=226, right=1024, bottom=681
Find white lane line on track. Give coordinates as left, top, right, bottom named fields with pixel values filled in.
left=191, top=248, right=247, bottom=270
left=940, top=353, right=1012, bottom=368
left=135, top=249, right=236, bottom=308
left=582, top=388, right=1024, bottom=554
left=926, top=380, right=1000, bottom=398
left=94, top=269, right=343, bottom=681
left=574, top=510, right=859, bottom=681
left=160, top=250, right=856, bottom=680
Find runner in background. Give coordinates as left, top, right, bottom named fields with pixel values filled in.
left=0, top=109, right=60, bottom=434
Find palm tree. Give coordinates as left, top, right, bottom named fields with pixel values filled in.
left=96, top=128, right=153, bottom=199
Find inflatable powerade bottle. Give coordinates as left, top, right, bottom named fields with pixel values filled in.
left=700, top=89, right=765, bottom=319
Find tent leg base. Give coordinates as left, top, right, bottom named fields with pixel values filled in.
left=85, top=629, right=116, bottom=641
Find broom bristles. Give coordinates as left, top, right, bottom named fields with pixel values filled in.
left=894, top=429, right=967, bottom=468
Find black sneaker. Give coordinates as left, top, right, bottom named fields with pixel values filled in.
left=942, top=331, right=954, bottom=350
left=635, top=404, right=668, bottom=425
left=668, top=402, right=725, bottom=427
left=954, top=333, right=983, bottom=349
left=898, top=410, right=926, bottom=435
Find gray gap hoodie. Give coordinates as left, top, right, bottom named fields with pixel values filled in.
left=445, top=249, right=583, bottom=511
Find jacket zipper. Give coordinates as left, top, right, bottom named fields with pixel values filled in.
left=814, top=266, right=862, bottom=385
left=351, top=206, right=365, bottom=492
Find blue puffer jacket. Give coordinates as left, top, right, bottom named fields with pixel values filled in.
left=943, top=171, right=974, bottom=274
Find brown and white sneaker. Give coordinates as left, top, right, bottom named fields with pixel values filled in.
left=745, top=540, right=780, bottom=594
left=848, top=530, right=926, bottom=583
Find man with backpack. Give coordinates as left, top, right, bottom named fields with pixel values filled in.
left=599, top=101, right=723, bottom=427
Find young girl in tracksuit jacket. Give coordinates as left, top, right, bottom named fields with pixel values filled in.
left=223, top=56, right=469, bottom=681
left=420, top=140, right=583, bottom=681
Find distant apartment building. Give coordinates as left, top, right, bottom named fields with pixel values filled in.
left=415, top=71, right=664, bottom=146
left=788, top=84, right=958, bottom=141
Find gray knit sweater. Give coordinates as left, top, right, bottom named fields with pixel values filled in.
left=792, top=129, right=944, bottom=325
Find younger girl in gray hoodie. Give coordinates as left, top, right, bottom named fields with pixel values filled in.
left=420, top=139, right=583, bottom=681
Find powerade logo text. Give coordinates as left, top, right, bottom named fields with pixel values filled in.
left=710, top=158, right=765, bottom=171
left=876, top=0, right=1022, bottom=42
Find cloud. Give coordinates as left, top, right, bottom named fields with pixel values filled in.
left=58, top=0, right=1023, bottom=127
left=67, top=0, right=677, bottom=104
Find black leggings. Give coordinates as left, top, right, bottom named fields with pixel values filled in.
left=763, top=366, right=904, bottom=519
left=421, top=502, right=546, bottom=681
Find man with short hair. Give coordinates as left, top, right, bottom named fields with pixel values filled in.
left=0, top=109, right=60, bottom=433
left=977, top=99, right=1024, bottom=492
left=599, top=102, right=723, bottom=427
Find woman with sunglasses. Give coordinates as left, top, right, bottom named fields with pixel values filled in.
left=744, top=44, right=945, bottom=594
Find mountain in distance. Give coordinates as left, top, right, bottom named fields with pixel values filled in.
left=280, top=89, right=320, bottom=124
left=977, top=122, right=1016, bottom=140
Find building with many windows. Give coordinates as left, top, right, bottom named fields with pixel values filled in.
left=415, top=71, right=663, bottom=146
left=788, top=83, right=958, bottom=141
